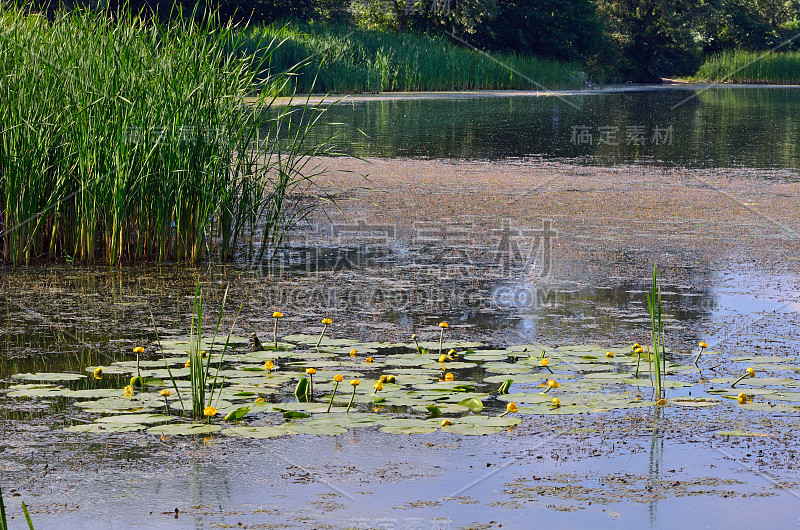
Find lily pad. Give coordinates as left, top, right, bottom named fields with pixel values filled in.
left=148, top=423, right=223, bottom=436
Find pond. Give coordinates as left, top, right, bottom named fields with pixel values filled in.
left=1, top=87, right=799, bottom=528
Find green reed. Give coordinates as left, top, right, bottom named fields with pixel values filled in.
left=695, top=50, right=800, bottom=84
left=238, top=22, right=589, bottom=94
left=0, top=5, right=334, bottom=266
left=646, top=264, right=667, bottom=400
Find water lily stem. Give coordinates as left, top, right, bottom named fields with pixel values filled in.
left=439, top=328, right=444, bottom=357
left=346, top=386, right=358, bottom=413
left=694, top=346, right=705, bottom=367
left=163, top=397, right=169, bottom=415
left=315, top=324, right=328, bottom=348
left=308, top=374, right=314, bottom=400
left=326, top=381, right=339, bottom=413
left=499, top=410, right=509, bottom=417
left=273, top=317, right=279, bottom=349
left=731, top=373, right=749, bottom=388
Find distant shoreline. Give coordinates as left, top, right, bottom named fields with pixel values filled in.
left=267, top=81, right=800, bottom=106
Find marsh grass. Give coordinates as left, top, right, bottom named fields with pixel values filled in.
left=695, top=50, right=800, bottom=84
left=240, top=22, right=589, bottom=94
left=0, top=5, right=336, bottom=266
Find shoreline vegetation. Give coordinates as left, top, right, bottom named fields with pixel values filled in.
left=247, top=22, right=591, bottom=94
left=693, top=50, right=800, bottom=84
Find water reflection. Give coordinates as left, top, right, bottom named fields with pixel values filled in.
left=310, top=88, right=800, bottom=170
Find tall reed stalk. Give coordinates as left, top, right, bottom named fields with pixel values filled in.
left=647, top=264, right=667, bottom=400
left=0, top=4, right=335, bottom=266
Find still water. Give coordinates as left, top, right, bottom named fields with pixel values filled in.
left=313, top=87, right=800, bottom=170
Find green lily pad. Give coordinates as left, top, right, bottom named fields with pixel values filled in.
left=65, top=423, right=146, bottom=433
left=96, top=413, right=173, bottom=425
left=147, top=423, right=222, bottom=436
left=221, top=425, right=293, bottom=438
left=668, top=397, right=721, bottom=407
left=379, top=418, right=442, bottom=434
left=12, top=372, right=86, bottom=382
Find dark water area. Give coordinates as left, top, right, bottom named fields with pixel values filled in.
left=311, top=87, right=800, bottom=171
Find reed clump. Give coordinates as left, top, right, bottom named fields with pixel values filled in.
left=240, top=22, right=589, bottom=94
left=695, top=50, right=800, bottom=84
left=0, top=5, right=334, bottom=266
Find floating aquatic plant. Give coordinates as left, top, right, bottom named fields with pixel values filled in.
left=315, top=318, right=332, bottom=348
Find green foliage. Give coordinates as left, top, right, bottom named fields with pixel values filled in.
left=0, top=5, right=334, bottom=265
left=695, top=50, right=800, bottom=83
left=241, top=22, right=588, bottom=93
left=647, top=264, right=666, bottom=399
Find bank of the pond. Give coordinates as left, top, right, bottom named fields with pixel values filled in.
left=694, top=50, right=800, bottom=84
left=245, top=22, right=590, bottom=94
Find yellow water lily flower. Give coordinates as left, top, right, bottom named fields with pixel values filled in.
left=272, top=311, right=283, bottom=318
left=632, top=343, right=640, bottom=350
left=444, top=372, right=454, bottom=381
left=441, top=419, right=452, bottom=427
left=373, top=382, right=384, bottom=392
left=123, top=385, right=134, bottom=397
left=547, top=379, right=560, bottom=389
left=540, top=358, right=549, bottom=367
left=439, top=322, right=448, bottom=328
left=657, top=398, right=667, bottom=406
left=159, top=389, right=171, bottom=397
left=350, top=379, right=360, bottom=386
left=321, top=318, right=332, bottom=325
left=255, top=397, right=266, bottom=403
left=438, top=355, right=447, bottom=363
left=185, top=360, right=191, bottom=368
left=379, top=375, right=388, bottom=383
left=334, top=374, right=344, bottom=383
left=737, top=393, right=747, bottom=404
left=634, top=347, right=644, bottom=354
left=365, top=357, right=374, bottom=363
left=699, top=341, right=708, bottom=349
left=203, top=406, right=217, bottom=417
left=264, top=361, right=274, bottom=370
left=605, top=351, right=614, bottom=358
left=306, top=368, right=317, bottom=375
left=350, top=349, right=357, bottom=357
left=93, top=367, right=103, bottom=380
left=552, top=397, right=560, bottom=407
left=386, top=375, right=396, bottom=383
left=507, top=402, right=518, bottom=414
left=746, top=367, right=756, bottom=377
left=133, top=346, right=144, bottom=354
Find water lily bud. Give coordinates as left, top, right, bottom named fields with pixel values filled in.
left=507, top=402, right=518, bottom=414
left=322, top=318, right=332, bottom=325
left=386, top=375, right=396, bottom=383
left=133, top=346, right=145, bottom=354
left=438, top=322, right=448, bottom=329
left=441, top=419, right=452, bottom=427
left=203, top=406, right=217, bottom=417
left=552, top=397, right=560, bottom=407
left=350, top=349, right=357, bottom=357
left=264, top=361, right=274, bottom=370
left=272, top=311, right=283, bottom=318
left=93, top=367, right=103, bottom=380
left=373, top=382, right=383, bottom=391
left=657, top=398, right=667, bottom=406
left=540, top=358, right=549, bottom=367
left=306, top=368, right=317, bottom=375
left=699, top=341, right=708, bottom=349
left=737, top=393, right=747, bottom=404
left=746, top=367, right=756, bottom=377
left=365, top=357, right=374, bottom=363
left=123, top=385, right=134, bottom=397
left=350, top=379, right=360, bottom=386
left=547, top=379, right=560, bottom=389
left=606, top=351, right=614, bottom=358
left=444, top=372, right=454, bottom=381
left=334, top=374, right=344, bottom=383
left=160, top=389, right=171, bottom=397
